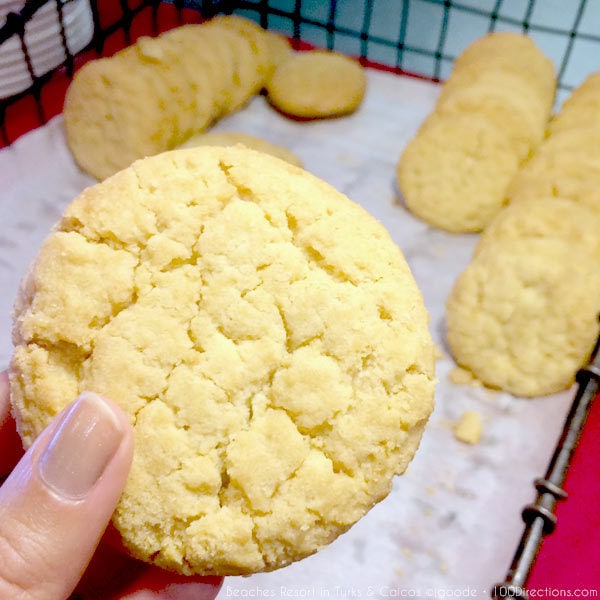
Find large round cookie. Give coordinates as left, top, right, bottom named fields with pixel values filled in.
left=10, top=146, right=435, bottom=576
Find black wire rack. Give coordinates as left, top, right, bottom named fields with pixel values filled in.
left=1, top=0, right=599, bottom=145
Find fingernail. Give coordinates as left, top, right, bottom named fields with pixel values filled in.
left=39, top=392, right=124, bottom=500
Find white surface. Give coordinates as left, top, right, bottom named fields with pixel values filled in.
left=0, top=69, right=572, bottom=596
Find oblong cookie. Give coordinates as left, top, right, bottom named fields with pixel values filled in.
left=446, top=238, right=600, bottom=397
left=397, top=112, right=519, bottom=232
left=266, top=50, right=366, bottom=118
left=476, top=197, right=600, bottom=260
left=64, top=54, right=176, bottom=181
left=10, top=146, right=435, bottom=576
left=64, top=16, right=285, bottom=180
left=436, top=68, right=549, bottom=160
left=435, top=78, right=545, bottom=160
left=453, top=31, right=556, bottom=102
left=548, top=71, right=600, bottom=134
left=506, top=141, right=600, bottom=212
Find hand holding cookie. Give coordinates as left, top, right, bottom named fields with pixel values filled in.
left=0, top=371, right=222, bottom=599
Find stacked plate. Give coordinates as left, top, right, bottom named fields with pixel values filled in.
left=0, top=0, right=94, bottom=99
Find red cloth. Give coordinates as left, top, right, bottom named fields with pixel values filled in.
left=527, top=393, right=600, bottom=591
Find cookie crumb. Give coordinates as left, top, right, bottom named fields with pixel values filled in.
left=453, top=411, right=482, bottom=445
left=434, top=344, right=445, bottom=361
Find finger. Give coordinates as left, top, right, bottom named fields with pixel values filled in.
left=0, top=371, right=25, bottom=478
left=0, top=391, right=134, bottom=600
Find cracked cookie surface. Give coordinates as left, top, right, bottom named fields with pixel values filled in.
left=10, top=146, right=435, bottom=575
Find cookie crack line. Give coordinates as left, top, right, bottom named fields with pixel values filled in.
left=216, top=158, right=360, bottom=287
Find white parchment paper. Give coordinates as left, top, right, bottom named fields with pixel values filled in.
left=0, top=69, right=572, bottom=596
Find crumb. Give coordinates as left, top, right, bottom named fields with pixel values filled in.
left=448, top=366, right=482, bottom=387
left=439, top=561, right=447, bottom=574
left=402, top=548, right=413, bottom=562
left=394, top=566, right=404, bottom=576
left=425, top=485, right=436, bottom=496
left=453, top=411, right=482, bottom=445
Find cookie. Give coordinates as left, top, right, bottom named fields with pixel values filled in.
left=446, top=238, right=600, bottom=397
left=205, top=20, right=266, bottom=113
left=266, top=50, right=366, bottom=118
left=453, top=31, right=556, bottom=102
left=440, top=63, right=554, bottom=116
left=160, top=24, right=234, bottom=119
left=64, top=16, right=285, bottom=180
left=435, top=76, right=546, bottom=160
left=397, top=112, right=519, bottom=232
left=397, top=30, right=554, bottom=233
left=436, top=68, right=550, bottom=157
left=548, top=72, right=600, bottom=134
left=64, top=54, right=175, bottom=181
left=262, top=28, right=293, bottom=70
left=506, top=146, right=600, bottom=212
left=210, top=15, right=273, bottom=80
left=178, top=132, right=303, bottom=167
left=119, top=41, right=199, bottom=146
left=10, top=146, right=435, bottom=576
left=476, top=197, right=600, bottom=260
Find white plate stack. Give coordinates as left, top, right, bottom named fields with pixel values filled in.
left=0, top=0, right=94, bottom=99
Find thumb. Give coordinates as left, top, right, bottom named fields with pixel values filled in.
left=0, top=391, right=134, bottom=600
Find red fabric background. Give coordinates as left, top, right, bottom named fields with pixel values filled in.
left=527, top=392, right=600, bottom=593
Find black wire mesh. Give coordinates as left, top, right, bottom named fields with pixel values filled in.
left=0, top=0, right=598, bottom=145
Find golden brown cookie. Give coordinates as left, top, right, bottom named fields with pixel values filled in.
left=548, top=71, right=600, bottom=134
left=178, top=131, right=303, bottom=167
left=119, top=41, right=198, bottom=146
left=64, top=16, right=284, bottom=180
left=453, top=31, right=556, bottom=102
left=436, top=66, right=550, bottom=160
left=11, top=146, right=435, bottom=576
left=266, top=50, right=366, bottom=118
left=64, top=54, right=175, bottom=181
left=440, top=62, right=554, bottom=116
left=435, top=76, right=546, bottom=160
left=446, top=238, right=600, bottom=397
left=397, top=112, right=519, bottom=232
left=505, top=131, right=600, bottom=212
left=262, top=28, right=293, bottom=70
left=476, top=197, right=600, bottom=260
